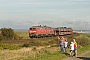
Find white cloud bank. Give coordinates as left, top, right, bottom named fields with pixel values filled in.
left=0, top=0, right=90, bottom=30
left=0, top=19, right=90, bottom=30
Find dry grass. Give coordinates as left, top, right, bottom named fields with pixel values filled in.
left=0, top=46, right=59, bottom=60
left=0, top=47, right=36, bottom=60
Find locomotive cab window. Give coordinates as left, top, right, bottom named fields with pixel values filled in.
left=30, top=28, right=36, bottom=30
left=33, top=28, right=36, bottom=30
left=38, top=27, right=43, bottom=30
left=30, top=28, right=32, bottom=30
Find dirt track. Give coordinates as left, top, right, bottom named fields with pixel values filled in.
left=63, top=50, right=90, bottom=60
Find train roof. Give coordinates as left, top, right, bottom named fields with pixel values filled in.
left=30, top=25, right=73, bottom=30
left=31, top=25, right=53, bottom=28
left=56, top=27, right=72, bottom=29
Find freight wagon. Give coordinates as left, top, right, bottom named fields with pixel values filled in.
left=54, top=27, right=73, bottom=36
left=28, top=25, right=73, bottom=38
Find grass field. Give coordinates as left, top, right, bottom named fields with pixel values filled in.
left=0, top=31, right=90, bottom=60
left=0, top=44, right=90, bottom=60
left=15, top=31, right=29, bottom=39
left=0, top=46, right=67, bottom=60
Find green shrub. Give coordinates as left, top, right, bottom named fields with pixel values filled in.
left=64, top=33, right=90, bottom=47
left=75, top=34, right=90, bottom=46
left=22, top=43, right=30, bottom=47
left=0, top=44, right=21, bottom=50
left=29, top=39, right=44, bottom=46
left=0, top=28, right=14, bottom=40
left=22, top=39, right=44, bottom=47
left=0, top=28, right=20, bottom=40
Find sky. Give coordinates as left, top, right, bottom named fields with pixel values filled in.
left=0, top=0, right=90, bottom=30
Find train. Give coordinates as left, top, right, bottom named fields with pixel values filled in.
left=28, top=25, right=73, bottom=38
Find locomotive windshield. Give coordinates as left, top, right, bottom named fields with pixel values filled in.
left=30, top=28, right=36, bottom=30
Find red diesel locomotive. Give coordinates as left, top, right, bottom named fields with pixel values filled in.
left=28, top=25, right=55, bottom=38
left=28, top=25, right=73, bottom=38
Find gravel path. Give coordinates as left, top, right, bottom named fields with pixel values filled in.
left=63, top=50, right=90, bottom=60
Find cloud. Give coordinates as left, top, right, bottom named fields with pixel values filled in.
left=0, top=19, right=90, bottom=30
left=0, top=20, right=14, bottom=28
left=0, top=20, right=34, bottom=29
left=0, top=0, right=90, bottom=30
left=63, top=19, right=90, bottom=30
left=36, top=20, right=65, bottom=28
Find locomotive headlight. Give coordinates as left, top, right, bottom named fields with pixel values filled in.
left=30, top=31, right=36, bottom=33
left=33, top=31, right=36, bottom=32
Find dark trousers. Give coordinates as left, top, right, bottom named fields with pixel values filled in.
left=60, top=45, right=64, bottom=52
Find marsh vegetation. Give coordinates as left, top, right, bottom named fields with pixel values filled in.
left=0, top=28, right=90, bottom=60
